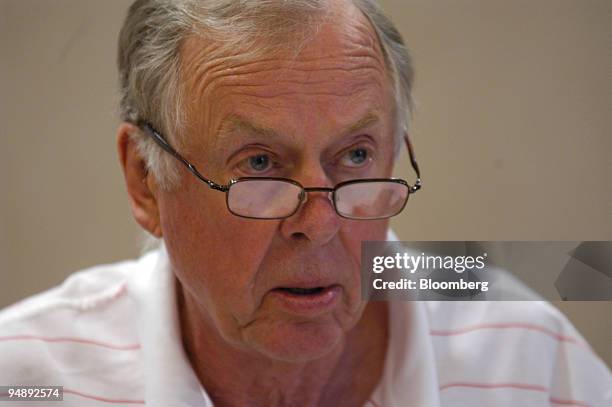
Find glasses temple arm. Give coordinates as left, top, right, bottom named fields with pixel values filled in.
left=139, top=122, right=228, bottom=192
left=404, top=136, right=422, bottom=193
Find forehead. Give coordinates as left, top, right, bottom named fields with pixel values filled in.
left=179, top=2, right=394, bottom=147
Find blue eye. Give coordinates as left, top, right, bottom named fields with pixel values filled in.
left=248, top=154, right=270, bottom=172
left=350, top=149, right=368, bottom=164
left=340, top=148, right=371, bottom=168
left=235, top=151, right=282, bottom=176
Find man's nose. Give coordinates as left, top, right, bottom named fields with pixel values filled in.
left=279, top=173, right=340, bottom=246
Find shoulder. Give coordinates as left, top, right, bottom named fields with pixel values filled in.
left=1, top=258, right=135, bottom=324
left=0, top=252, right=158, bottom=401
left=0, top=252, right=157, bottom=327
left=423, top=301, right=612, bottom=406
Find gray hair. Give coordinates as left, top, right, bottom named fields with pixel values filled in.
left=117, top=0, right=414, bottom=190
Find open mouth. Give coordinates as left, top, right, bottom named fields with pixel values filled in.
left=274, top=287, right=326, bottom=295
left=270, top=285, right=341, bottom=314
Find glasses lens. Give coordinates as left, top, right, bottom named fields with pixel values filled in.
left=227, top=179, right=303, bottom=219
left=335, top=181, right=409, bottom=219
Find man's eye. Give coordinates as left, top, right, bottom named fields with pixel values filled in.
left=236, top=153, right=273, bottom=174
left=249, top=154, right=270, bottom=171
left=340, top=148, right=371, bottom=168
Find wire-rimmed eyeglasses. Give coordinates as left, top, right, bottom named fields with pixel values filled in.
left=138, top=122, right=422, bottom=220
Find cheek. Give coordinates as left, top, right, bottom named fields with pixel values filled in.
left=339, top=218, right=389, bottom=300
left=340, top=218, right=389, bottom=260
left=158, top=187, right=279, bottom=325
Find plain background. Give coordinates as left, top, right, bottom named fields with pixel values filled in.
left=1, top=0, right=610, bottom=366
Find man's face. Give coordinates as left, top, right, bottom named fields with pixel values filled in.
left=158, top=5, right=397, bottom=361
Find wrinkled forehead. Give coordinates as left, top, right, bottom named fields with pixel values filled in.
left=178, top=0, right=394, bottom=147
left=179, top=0, right=387, bottom=73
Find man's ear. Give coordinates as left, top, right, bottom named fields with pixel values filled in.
left=117, top=122, right=163, bottom=238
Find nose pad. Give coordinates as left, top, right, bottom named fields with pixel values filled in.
left=297, top=190, right=334, bottom=209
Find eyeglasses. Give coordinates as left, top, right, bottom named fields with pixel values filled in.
left=138, top=122, right=422, bottom=220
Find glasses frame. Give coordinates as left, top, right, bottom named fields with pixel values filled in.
left=137, top=121, right=422, bottom=220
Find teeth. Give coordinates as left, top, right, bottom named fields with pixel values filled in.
left=284, top=287, right=324, bottom=295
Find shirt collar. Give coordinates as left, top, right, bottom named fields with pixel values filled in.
left=129, top=244, right=212, bottom=407
left=375, top=300, right=441, bottom=406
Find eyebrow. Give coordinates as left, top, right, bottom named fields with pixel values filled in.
left=216, top=115, right=281, bottom=146
left=213, top=112, right=381, bottom=148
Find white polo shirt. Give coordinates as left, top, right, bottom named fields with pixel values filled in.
left=1, top=243, right=610, bottom=406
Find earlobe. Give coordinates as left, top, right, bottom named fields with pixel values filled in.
left=117, top=123, right=163, bottom=238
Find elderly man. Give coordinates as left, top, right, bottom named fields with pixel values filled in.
left=0, top=0, right=610, bottom=406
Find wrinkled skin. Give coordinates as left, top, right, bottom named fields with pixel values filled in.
left=118, top=1, right=399, bottom=405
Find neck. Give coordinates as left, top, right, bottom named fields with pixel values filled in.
left=177, top=284, right=389, bottom=407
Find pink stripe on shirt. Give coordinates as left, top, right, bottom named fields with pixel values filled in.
left=430, top=322, right=584, bottom=345
left=0, top=335, right=140, bottom=350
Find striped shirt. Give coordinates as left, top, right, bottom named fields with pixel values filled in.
left=1, top=244, right=610, bottom=406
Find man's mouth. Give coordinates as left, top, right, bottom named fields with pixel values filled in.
left=274, top=287, right=326, bottom=295
left=269, top=285, right=342, bottom=315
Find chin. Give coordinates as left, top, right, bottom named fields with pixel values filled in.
left=246, top=318, right=347, bottom=363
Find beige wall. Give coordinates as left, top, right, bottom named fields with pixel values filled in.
left=1, top=0, right=610, bottom=366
